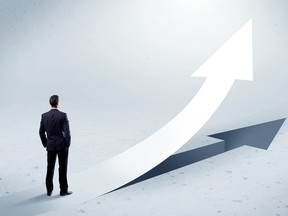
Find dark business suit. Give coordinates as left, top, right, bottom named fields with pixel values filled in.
left=39, top=109, right=71, bottom=194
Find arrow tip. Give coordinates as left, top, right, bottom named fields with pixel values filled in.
left=192, top=19, right=253, bottom=81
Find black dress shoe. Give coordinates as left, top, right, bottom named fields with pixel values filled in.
left=47, top=191, right=52, bottom=196
left=60, top=191, right=73, bottom=196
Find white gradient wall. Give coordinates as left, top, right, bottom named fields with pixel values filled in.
left=0, top=0, right=288, bottom=133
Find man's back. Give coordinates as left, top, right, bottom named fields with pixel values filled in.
left=39, top=109, right=71, bottom=151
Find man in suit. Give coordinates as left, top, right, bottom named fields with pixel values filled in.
left=39, top=95, right=73, bottom=196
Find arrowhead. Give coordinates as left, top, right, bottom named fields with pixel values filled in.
left=192, top=19, right=253, bottom=81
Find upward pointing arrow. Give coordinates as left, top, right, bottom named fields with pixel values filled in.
left=0, top=20, right=254, bottom=216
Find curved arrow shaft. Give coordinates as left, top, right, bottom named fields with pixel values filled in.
left=73, top=78, right=236, bottom=196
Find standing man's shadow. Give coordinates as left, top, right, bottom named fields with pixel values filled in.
left=14, top=193, right=61, bottom=207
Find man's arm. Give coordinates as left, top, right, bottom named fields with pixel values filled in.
left=63, top=113, right=71, bottom=148
left=39, top=116, right=47, bottom=148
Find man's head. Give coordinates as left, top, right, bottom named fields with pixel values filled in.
left=49, top=95, right=59, bottom=108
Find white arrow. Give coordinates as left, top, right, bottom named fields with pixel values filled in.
left=1, top=20, right=253, bottom=215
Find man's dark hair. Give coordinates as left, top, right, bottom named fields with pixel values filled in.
left=49, top=95, right=59, bottom=107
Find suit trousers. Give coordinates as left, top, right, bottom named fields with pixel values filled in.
left=46, top=148, right=69, bottom=194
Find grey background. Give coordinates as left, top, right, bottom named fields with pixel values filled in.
left=0, top=0, right=287, bottom=133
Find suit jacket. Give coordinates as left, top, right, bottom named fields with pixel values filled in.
left=39, top=109, right=71, bottom=151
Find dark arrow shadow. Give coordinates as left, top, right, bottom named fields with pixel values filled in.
left=116, top=118, right=286, bottom=190
left=210, top=118, right=286, bottom=151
